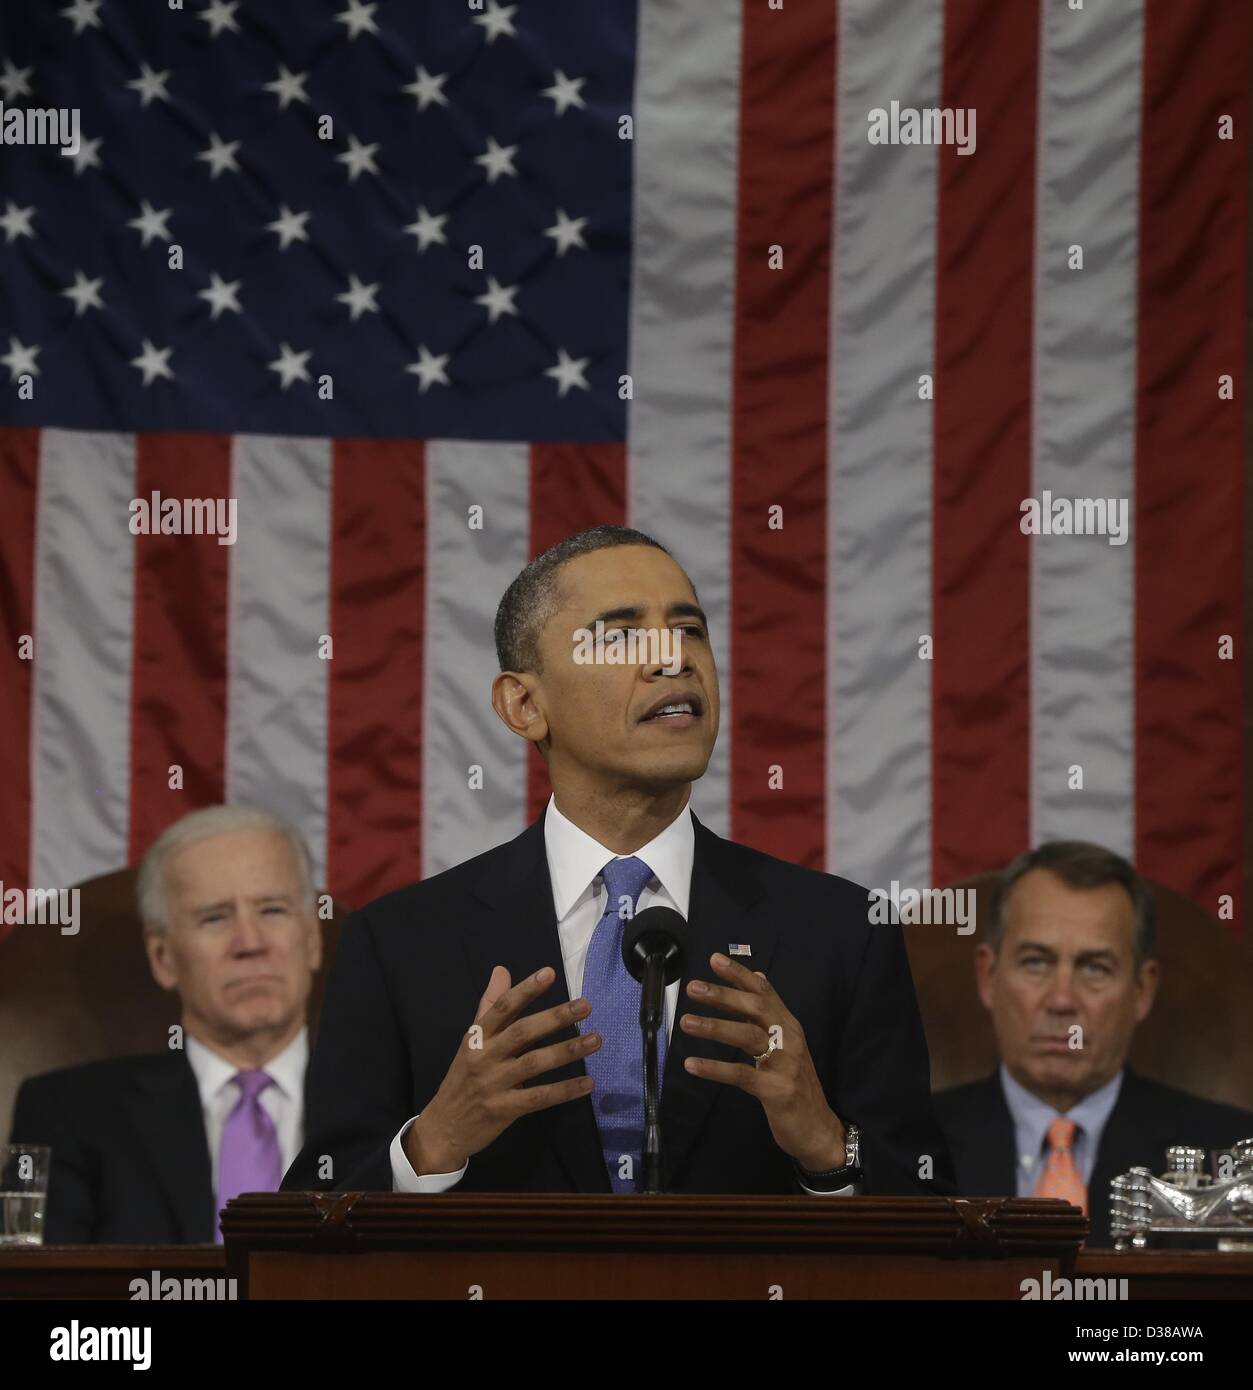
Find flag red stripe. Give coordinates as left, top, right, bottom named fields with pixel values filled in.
left=931, top=0, right=1040, bottom=883
left=1134, top=0, right=1249, bottom=915
left=526, top=443, right=627, bottom=824
left=729, top=0, right=835, bottom=868
left=128, top=435, right=231, bottom=864
left=327, top=441, right=426, bottom=908
left=0, top=428, right=40, bottom=910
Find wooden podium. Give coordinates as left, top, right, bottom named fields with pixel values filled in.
left=221, top=1192, right=1086, bottom=1299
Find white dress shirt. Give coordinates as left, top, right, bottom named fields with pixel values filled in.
left=185, top=1027, right=307, bottom=1190
left=390, top=795, right=854, bottom=1195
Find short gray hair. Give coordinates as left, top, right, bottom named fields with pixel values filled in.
left=137, top=804, right=316, bottom=934
left=494, top=525, right=678, bottom=674
left=987, top=840, right=1156, bottom=968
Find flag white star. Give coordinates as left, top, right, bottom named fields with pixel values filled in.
left=264, top=63, right=309, bottom=109
left=403, top=205, right=448, bottom=252
left=130, top=339, right=174, bottom=387
left=1, top=337, right=40, bottom=381
left=199, top=0, right=241, bottom=38
left=0, top=60, right=34, bottom=102
left=61, top=0, right=103, bottom=35
left=67, top=135, right=103, bottom=175
left=405, top=345, right=451, bottom=393
left=61, top=270, right=105, bottom=316
left=541, top=70, right=586, bottom=116
left=545, top=347, right=590, bottom=397
left=336, top=0, right=379, bottom=40
left=475, top=135, right=518, bottom=184
left=128, top=200, right=172, bottom=246
left=336, top=133, right=380, bottom=182
left=336, top=273, right=380, bottom=322
left=198, top=272, right=243, bottom=320
left=197, top=132, right=241, bottom=179
left=266, top=204, right=311, bottom=249
left=268, top=343, right=312, bottom=390
left=0, top=201, right=36, bottom=244
left=544, top=208, right=588, bottom=256
left=126, top=62, right=171, bottom=107
left=474, top=276, right=520, bottom=324
left=403, top=65, right=448, bottom=112
left=472, top=1, right=517, bottom=43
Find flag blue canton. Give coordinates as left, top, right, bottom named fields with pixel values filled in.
left=0, top=0, right=637, bottom=440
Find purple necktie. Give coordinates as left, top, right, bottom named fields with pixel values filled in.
left=215, top=1070, right=282, bottom=1243
left=581, top=856, right=664, bottom=1193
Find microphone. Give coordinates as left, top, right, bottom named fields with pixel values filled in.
left=621, top=906, right=689, bottom=1194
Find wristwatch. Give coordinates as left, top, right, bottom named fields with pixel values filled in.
left=795, top=1123, right=862, bottom=1191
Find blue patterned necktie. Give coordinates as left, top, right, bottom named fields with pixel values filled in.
left=581, top=855, right=664, bottom=1193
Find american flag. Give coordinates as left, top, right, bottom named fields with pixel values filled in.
left=0, top=0, right=1248, bottom=929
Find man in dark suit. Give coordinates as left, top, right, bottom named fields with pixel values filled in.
left=933, top=841, right=1253, bottom=1246
left=8, top=805, right=321, bottom=1243
left=285, top=525, right=954, bottom=1198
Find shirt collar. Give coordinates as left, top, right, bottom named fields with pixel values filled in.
left=543, top=792, right=695, bottom=921
left=185, top=1026, right=308, bottom=1107
left=1000, top=1061, right=1124, bottom=1154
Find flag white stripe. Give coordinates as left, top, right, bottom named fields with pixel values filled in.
left=422, top=441, right=531, bottom=878
left=226, top=436, right=332, bottom=886
left=827, top=0, right=943, bottom=887
left=1030, top=0, right=1142, bottom=855
left=627, top=0, right=742, bottom=839
left=31, top=430, right=136, bottom=889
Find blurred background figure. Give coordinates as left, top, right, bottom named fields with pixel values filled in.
left=933, top=842, right=1253, bottom=1247
left=7, top=805, right=321, bottom=1244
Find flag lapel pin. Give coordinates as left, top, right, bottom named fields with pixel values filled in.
left=728, top=943, right=752, bottom=957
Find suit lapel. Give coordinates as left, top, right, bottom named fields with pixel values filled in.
left=950, top=1074, right=1019, bottom=1197
left=465, top=814, right=608, bottom=1192
left=659, top=816, right=776, bottom=1187
left=465, top=808, right=781, bottom=1192
left=122, top=1053, right=214, bottom=1242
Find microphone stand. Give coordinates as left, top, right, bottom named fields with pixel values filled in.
left=640, top=952, right=665, bottom=1194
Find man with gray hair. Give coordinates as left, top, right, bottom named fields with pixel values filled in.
left=933, top=840, right=1253, bottom=1246
left=8, top=805, right=322, bottom=1243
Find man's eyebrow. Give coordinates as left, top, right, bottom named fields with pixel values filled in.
left=193, top=900, right=233, bottom=915
left=1014, top=940, right=1120, bottom=962
left=586, top=603, right=709, bottom=628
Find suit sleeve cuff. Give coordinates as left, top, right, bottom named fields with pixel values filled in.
left=798, top=1179, right=860, bottom=1195
left=390, top=1115, right=468, bottom=1193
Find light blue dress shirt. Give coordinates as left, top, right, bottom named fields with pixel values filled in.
left=1000, top=1062, right=1123, bottom=1197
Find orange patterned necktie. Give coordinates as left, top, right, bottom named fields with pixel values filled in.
left=1033, top=1115, right=1087, bottom=1212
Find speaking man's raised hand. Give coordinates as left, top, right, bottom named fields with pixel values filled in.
left=404, top=966, right=600, bottom=1176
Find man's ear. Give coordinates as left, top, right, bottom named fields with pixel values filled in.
left=491, top=670, right=548, bottom=745
left=1133, top=957, right=1159, bottom=1023
left=973, top=942, right=997, bottom=1012
left=144, top=930, right=178, bottom=992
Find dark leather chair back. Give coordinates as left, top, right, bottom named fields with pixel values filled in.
left=1, top=866, right=343, bottom=1136
left=904, top=875, right=1253, bottom=1109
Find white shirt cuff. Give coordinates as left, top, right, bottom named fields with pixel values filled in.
left=389, top=1115, right=469, bottom=1193
left=798, top=1179, right=861, bottom=1196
